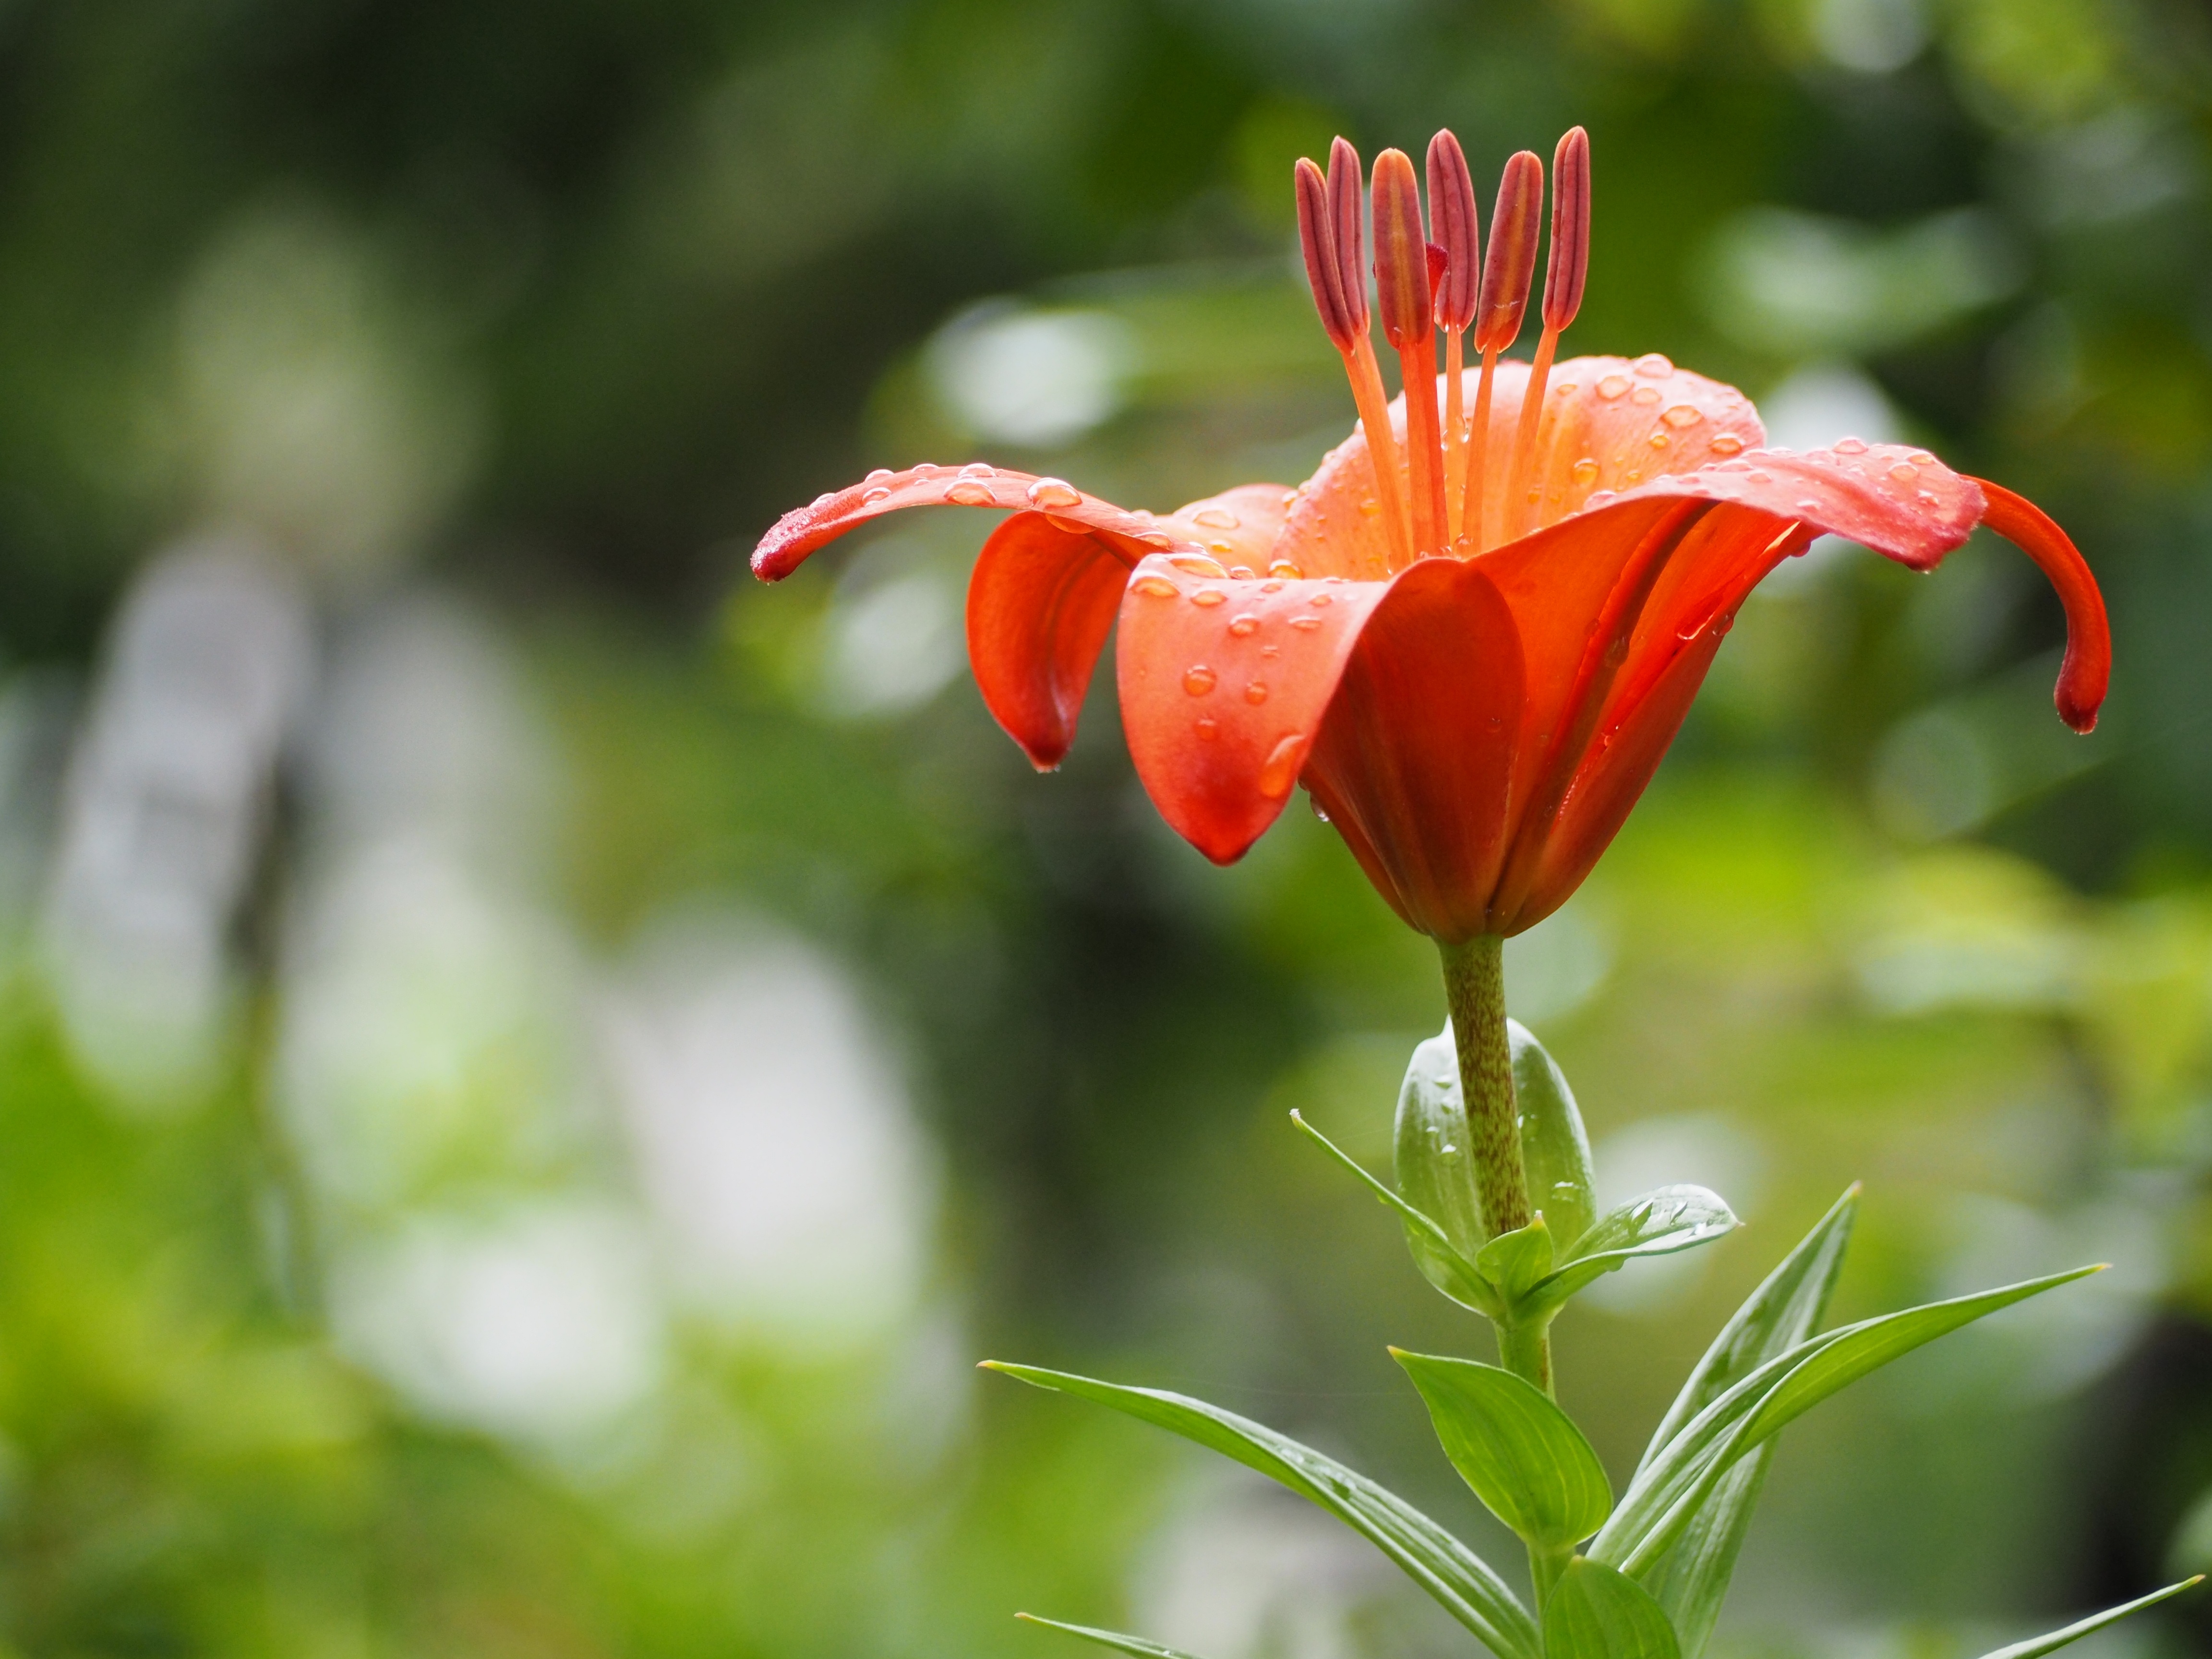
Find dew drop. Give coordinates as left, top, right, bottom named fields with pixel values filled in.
left=1228, top=565, right=1255, bottom=580
left=1228, top=614, right=1260, bottom=637
left=1571, top=457, right=1600, bottom=484
left=1183, top=665, right=1217, bottom=696
left=1289, top=615, right=1322, bottom=632
left=1624, top=469, right=1643, bottom=483
left=1169, top=553, right=1227, bottom=577
left=1132, top=576, right=1179, bottom=599
left=1748, top=470, right=1772, bottom=484
left=1834, top=436, right=1867, bottom=456
left=1311, top=799, right=1331, bottom=824
left=1708, top=433, right=1745, bottom=456
left=1026, top=477, right=1082, bottom=509
left=913, top=462, right=939, bottom=475
left=1138, top=531, right=1174, bottom=549
left=811, top=493, right=834, bottom=509
left=1555, top=381, right=1578, bottom=397
left=1280, top=490, right=1298, bottom=507
left=945, top=480, right=995, bottom=505
left=1195, top=717, right=1219, bottom=741
left=1244, top=681, right=1269, bottom=705
left=1631, top=385, right=1661, bottom=407
left=1258, top=733, right=1308, bottom=798
left=1662, top=404, right=1704, bottom=429
left=1587, top=489, right=1617, bottom=506
left=862, top=487, right=892, bottom=505
left=958, top=462, right=997, bottom=480
left=1309, top=593, right=1334, bottom=608
left=1635, top=353, right=1673, bottom=377
left=1795, top=498, right=1822, bottom=512
left=1917, top=490, right=1939, bottom=505
left=1648, top=431, right=1671, bottom=450
left=1887, top=462, right=1920, bottom=484
left=865, top=468, right=895, bottom=482
left=1268, top=560, right=1304, bottom=579
left=1260, top=580, right=1285, bottom=595
left=1192, top=507, right=1241, bottom=530
left=1260, top=643, right=1279, bottom=659
left=1359, top=497, right=1381, bottom=517
left=1909, top=450, right=1937, bottom=466
left=1597, top=374, right=1632, bottom=400
left=1045, top=515, right=1090, bottom=535
left=1191, top=588, right=1227, bottom=607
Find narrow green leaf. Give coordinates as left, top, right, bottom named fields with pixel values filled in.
left=1542, top=1558, right=1680, bottom=1659
left=1015, top=1613, right=1209, bottom=1659
left=1480, top=1218, right=1557, bottom=1304
left=1631, top=1187, right=1858, bottom=1659
left=986, top=1361, right=1540, bottom=1659
left=1395, top=1027, right=1493, bottom=1291
left=1521, top=1189, right=1736, bottom=1317
left=1972, top=1578, right=2201, bottom=1659
left=1291, top=1111, right=1502, bottom=1317
left=1512, top=1020, right=1598, bottom=1251
left=1394, top=1352, right=1612, bottom=1548
left=1593, top=1265, right=2100, bottom=1575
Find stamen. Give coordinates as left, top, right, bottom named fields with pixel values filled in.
left=1464, top=149, right=1542, bottom=552
left=1294, top=158, right=1358, bottom=352
left=1372, top=147, right=1446, bottom=560
left=1507, top=127, right=1591, bottom=539
left=1428, top=130, right=1479, bottom=547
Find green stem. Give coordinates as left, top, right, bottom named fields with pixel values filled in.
left=1438, top=933, right=1554, bottom=1395
left=1531, top=1541, right=1573, bottom=1611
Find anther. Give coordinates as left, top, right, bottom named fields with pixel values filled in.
left=1428, top=130, right=1479, bottom=545
left=1294, top=159, right=1358, bottom=353
left=1372, top=148, right=1448, bottom=557
left=1327, top=137, right=1369, bottom=337
left=1507, top=129, right=1591, bottom=539
left=1464, top=149, right=1542, bottom=550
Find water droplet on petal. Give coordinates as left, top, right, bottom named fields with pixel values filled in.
left=1192, top=507, right=1240, bottom=530
left=1359, top=498, right=1380, bottom=517
left=1260, top=579, right=1285, bottom=594
left=1587, top=489, right=1617, bottom=506
left=1748, top=470, right=1772, bottom=484
left=1026, top=477, right=1082, bottom=509
left=1183, top=665, right=1217, bottom=695
left=865, top=468, right=895, bottom=482
left=1228, top=614, right=1259, bottom=637
left=1045, top=514, right=1088, bottom=533
left=1138, top=531, right=1174, bottom=548
left=1244, top=681, right=1269, bottom=705
left=1834, top=436, right=1867, bottom=455
left=1709, top=434, right=1745, bottom=457
left=862, top=487, right=892, bottom=505
left=1309, top=593, right=1333, bottom=608
left=1910, top=450, right=1937, bottom=466
left=1663, top=404, right=1704, bottom=428
left=958, top=462, right=997, bottom=480
left=1624, top=469, right=1643, bottom=483
left=1268, top=560, right=1304, bottom=579
left=1887, top=462, right=1920, bottom=483
left=1635, top=353, right=1673, bottom=377
left=1228, top=565, right=1255, bottom=580
left=1795, top=498, right=1822, bottom=512
left=1555, top=382, right=1577, bottom=397
left=1571, top=457, right=1600, bottom=484
left=1258, top=733, right=1309, bottom=798
left=811, top=493, right=835, bottom=509
left=1192, top=588, right=1227, bottom=607
left=1132, top=575, right=1179, bottom=599
left=1631, top=385, right=1661, bottom=407
left=1597, top=374, right=1632, bottom=400
left=1195, top=717, right=1219, bottom=741
left=1169, top=553, right=1227, bottom=577
left=1289, top=615, right=1322, bottom=632
left=946, top=480, right=995, bottom=505
left=1648, top=431, right=1671, bottom=450
left=1917, top=490, right=1939, bottom=505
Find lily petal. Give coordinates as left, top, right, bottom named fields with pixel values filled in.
left=1156, top=483, right=1296, bottom=575
left=751, top=462, right=1194, bottom=581
left=1303, top=558, right=1526, bottom=941
left=968, top=512, right=1131, bottom=770
left=1974, top=479, right=2110, bottom=733
left=1116, top=556, right=1391, bottom=864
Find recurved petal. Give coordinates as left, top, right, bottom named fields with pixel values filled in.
left=752, top=463, right=1194, bottom=580
left=967, top=512, right=1131, bottom=771
left=1157, top=482, right=1298, bottom=575
left=1303, top=558, right=1526, bottom=943
left=1116, top=557, right=1391, bottom=864
left=1974, top=480, right=2109, bottom=732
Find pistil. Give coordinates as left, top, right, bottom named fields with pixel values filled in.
left=1465, top=150, right=1541, bottom=553
left=1427, top=132, right=1479, bottom=548
left=1505, top=128, right=1590, bottom=541
left=1372, top=148, right=1447, bottom=561
left=1296, top=142, right=1414, bottom=571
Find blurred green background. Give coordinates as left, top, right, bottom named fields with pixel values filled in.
left=0, top=0, right=2210, bottom=1654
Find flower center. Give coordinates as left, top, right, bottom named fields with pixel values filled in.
left=1295, top=125, right=1591, bottom=563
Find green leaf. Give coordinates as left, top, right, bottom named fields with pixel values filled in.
left=1542, top=1558, right=1680, bottom=1659
left=1395, top=1027, right=1492, bottom=1290
left=1394, top=1352, right=1612, bottom=1548
left=1630, top=1187, right=1858, bottom=1659
left=1521, top=1189, right=1737, bottom=1318
left=1592, top=1265, right=2101, bottom=1576
left=1512, top=1021, right=1597, bottom=1251
left=1972, top=1578, right=2201, bottom=1659
left=1014, top=1613, right=1210, bottom=1659
left=1480, top=1218, right=1557, bottom=1304
left=1291, top=1111, right=1502, bottom=1318
left=985, top=1361, right=1540, bottom=1659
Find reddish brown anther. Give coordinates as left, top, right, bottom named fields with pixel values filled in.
left=1426, top=131, right=1479, bottom=332
left=1327, top=137, right=1370, bottom=336
left=1542, top=127, right=1590, bottom=333
left=1370, top=149, right=1431, bottom=350
left=1474, top=150, right=1542, bottom=352
left=1295, top=158, right=1358, bottom=353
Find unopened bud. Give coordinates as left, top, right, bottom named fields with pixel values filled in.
left=1295, top=157, right=1358, bottom=352
left=1327, top=136, right=1370, bottom=336
left=1370, top=148, right=1431, bottom=350
left=1542, top=127, right=1590, bottom=333
left=1474, top=149, right=1542, bottom=352
left=1425, top=130, right=1479, bottom=332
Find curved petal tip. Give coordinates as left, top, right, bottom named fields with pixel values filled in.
left=1972, top=479, right=2110, bottom=734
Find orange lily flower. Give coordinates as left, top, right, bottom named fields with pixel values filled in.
left=753, top=128, right=2108, bottom=946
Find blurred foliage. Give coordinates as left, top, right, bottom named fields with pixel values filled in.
left=0, top=0, right=2211, bottom=1655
